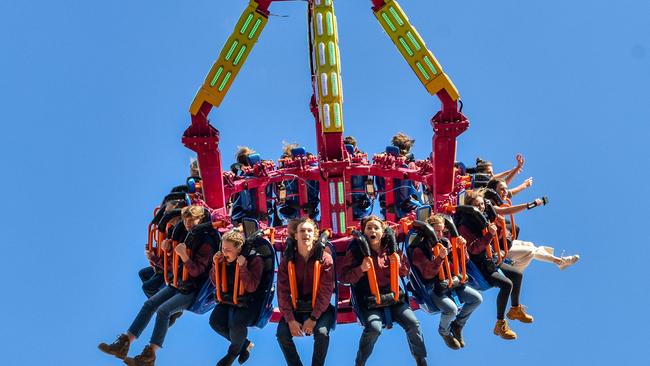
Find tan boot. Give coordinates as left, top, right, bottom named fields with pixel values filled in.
left=507, top=305, right=534, bottom=323
left=98, top=334, right=130, bottom=359
left=493, top=319, right=517, bottom=340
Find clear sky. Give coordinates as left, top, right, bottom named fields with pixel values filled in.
left=1, top=1, right=648, bottom=365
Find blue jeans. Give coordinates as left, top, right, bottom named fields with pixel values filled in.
left=276, top=305, right=335, bottom=366
left=430, top=285, right=482, bottom=335
left=138, top=266, right=165, bottom=298
left=355, top=302, right=426, bottom=366
left=127, top=286, right=196, bottom=347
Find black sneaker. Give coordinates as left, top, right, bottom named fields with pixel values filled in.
left=98, top=334, right=130, bottom=359
left=238, top=340, right=254, bottom=364
left=168, top=311, right=183, bottom=327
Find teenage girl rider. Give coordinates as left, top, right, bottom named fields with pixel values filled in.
left=98, top=205, right=216, bottom=366
left=209, top=230, right=264, bottom=366
left=276, top=217, right=336, bottom=366
left=459, top=191, right=532, bottom=340
left=340, top=216, right=428, bottom=366
left=485, top=178, right=580, bottom=271
left=410, top=215, right=482, bottom=349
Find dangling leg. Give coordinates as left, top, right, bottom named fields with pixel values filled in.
left=355, top=309, right=383, bottom=366
left=392, top=303, right=428, bottom=365
left=311, top=306, right=335, bottom=366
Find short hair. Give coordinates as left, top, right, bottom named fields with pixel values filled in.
left=360, top=215, right=386, bottom=232
left=235, top=146, right=256, bottom=166
left=281, top=142, right=300, bottom=159
left=391, top=132, right=415, bottom=156
left=288, top=217, right=319, bottom=240
left=181, top=205, right=205, bottom=220
left=190, top=158, right=200, bottom=177
left=463, top=189, right=485, bottom=207
left=221, top=230, right=245, bottom=248
left=427, top=215, right=445, bottom=226
left=343, top=136, right=357, bottom=148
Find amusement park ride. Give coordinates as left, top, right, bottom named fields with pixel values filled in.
left=150, top=0, right=484, bottom=326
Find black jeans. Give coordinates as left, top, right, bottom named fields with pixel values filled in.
left=355, top=302, right=426, bottom=366
left=209, top=303, right=258, bottom=356
left=138, top=266, right=165, bottom=298
left=276, top=305, right=335, bottom=366
left=487, top=263, right=523, bottom=319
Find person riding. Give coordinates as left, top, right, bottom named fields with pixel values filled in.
left=376, top=132, right=423, bottom=219
left=340, top=215, right=428, bottom=366
left=276, top=217, right=336, bottom=366
left=209, top=230, right=265, bottom=366
left=98, top=205, right=216, bottom=366
left=410, top=215, right=483, bottom=349
left=344, top=135, right=373, bottom=220
left=458, top=190, right=532, bottom=340
left=485, top=178, right=579, bottom=271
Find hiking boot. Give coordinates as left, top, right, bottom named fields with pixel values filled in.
left=168, top=311, right=183, bottom=327
left=558, top=255, right=580, bottom=270
left=216, top=352, right=237, bottom=366
left=507, top=305, right=534, bottom=323
left=450, top=321, right=465, bottom=348
left=438, top=327, right=461, bottom=350
left=238, top=340, right=254, bottom=364
left=493, top=319, right=517, bottom=340
left=98, top=334, right=130, bottom=359
left=123, top=345, right=156, bottom=366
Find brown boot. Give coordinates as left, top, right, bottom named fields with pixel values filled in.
left=493, top=319, right=517, bottom=340
left=507, top=305, right=534, bottom=323
left=123, top=345, right=156, bottom=366
left=98, top=334, right=130, bottom=359
left=450, top=321, right=465, bottom=348
left=439, top=327, right=461, bottom=350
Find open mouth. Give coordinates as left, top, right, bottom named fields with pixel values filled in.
left=370, top=234, right=377, bottom=240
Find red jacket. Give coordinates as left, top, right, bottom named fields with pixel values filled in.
left=277, top=251, right=335, bottom=322
left=459, top=225, right=495, bottom=256
left=339, top=246, right=409, bottom=288
left=209, top=256, right=264, bottom=294
left=411, top=247, right=444, bottom=281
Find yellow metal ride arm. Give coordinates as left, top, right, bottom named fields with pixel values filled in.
left=190, top=0, right=270, bottom=115
left=373, top=0, right=459, bottom=101
left=311, top=0, right=344, bottom=134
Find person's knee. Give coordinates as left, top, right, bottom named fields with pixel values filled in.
left=364, top=320, right=382, bottom=338
left=142, top=298, right=157, bottom=313
left=314, top=325, right=330, bottom=338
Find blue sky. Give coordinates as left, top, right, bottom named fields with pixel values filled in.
left=1, top=1, right=648, bottom=365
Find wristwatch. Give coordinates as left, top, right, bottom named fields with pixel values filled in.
left=309, top=315, right=318, bottom=322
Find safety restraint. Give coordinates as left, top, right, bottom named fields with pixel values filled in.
left=285, top=230, right=330, bottom=312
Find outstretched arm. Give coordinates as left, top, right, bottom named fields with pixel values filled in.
left=494, top=154, right=525, bottom=185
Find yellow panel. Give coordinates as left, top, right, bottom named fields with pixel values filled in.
left=190, top=1, right=268, bottom=115
left=373, top=0, right=459, bottom=101
left=312, top=1, right=344, bottom=133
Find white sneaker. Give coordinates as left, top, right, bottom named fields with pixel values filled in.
left=558, top=255, right=580, bottom=270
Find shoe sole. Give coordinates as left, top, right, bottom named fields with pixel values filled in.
left=506, top=314, right=534, bottom=323
left=493, top=331, right=517, bottom=340
left=98, top=345, right=127, bottom=360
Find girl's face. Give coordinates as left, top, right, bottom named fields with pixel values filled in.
left=433, top=222, right=445, bottom=238
left=496, top=182, right=508, bottom=199
left=221, top=240, right=241, bottom=262
left=183, top=216, right=202, bottom=230
left=471, top=197, right=486, bottom=213
left=296, top=221, right=315, bottom=249
left=363, top=220, right=384, bottom=245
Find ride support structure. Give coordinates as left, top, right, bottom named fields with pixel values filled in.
left=174, top=0, right=475, bottom=324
